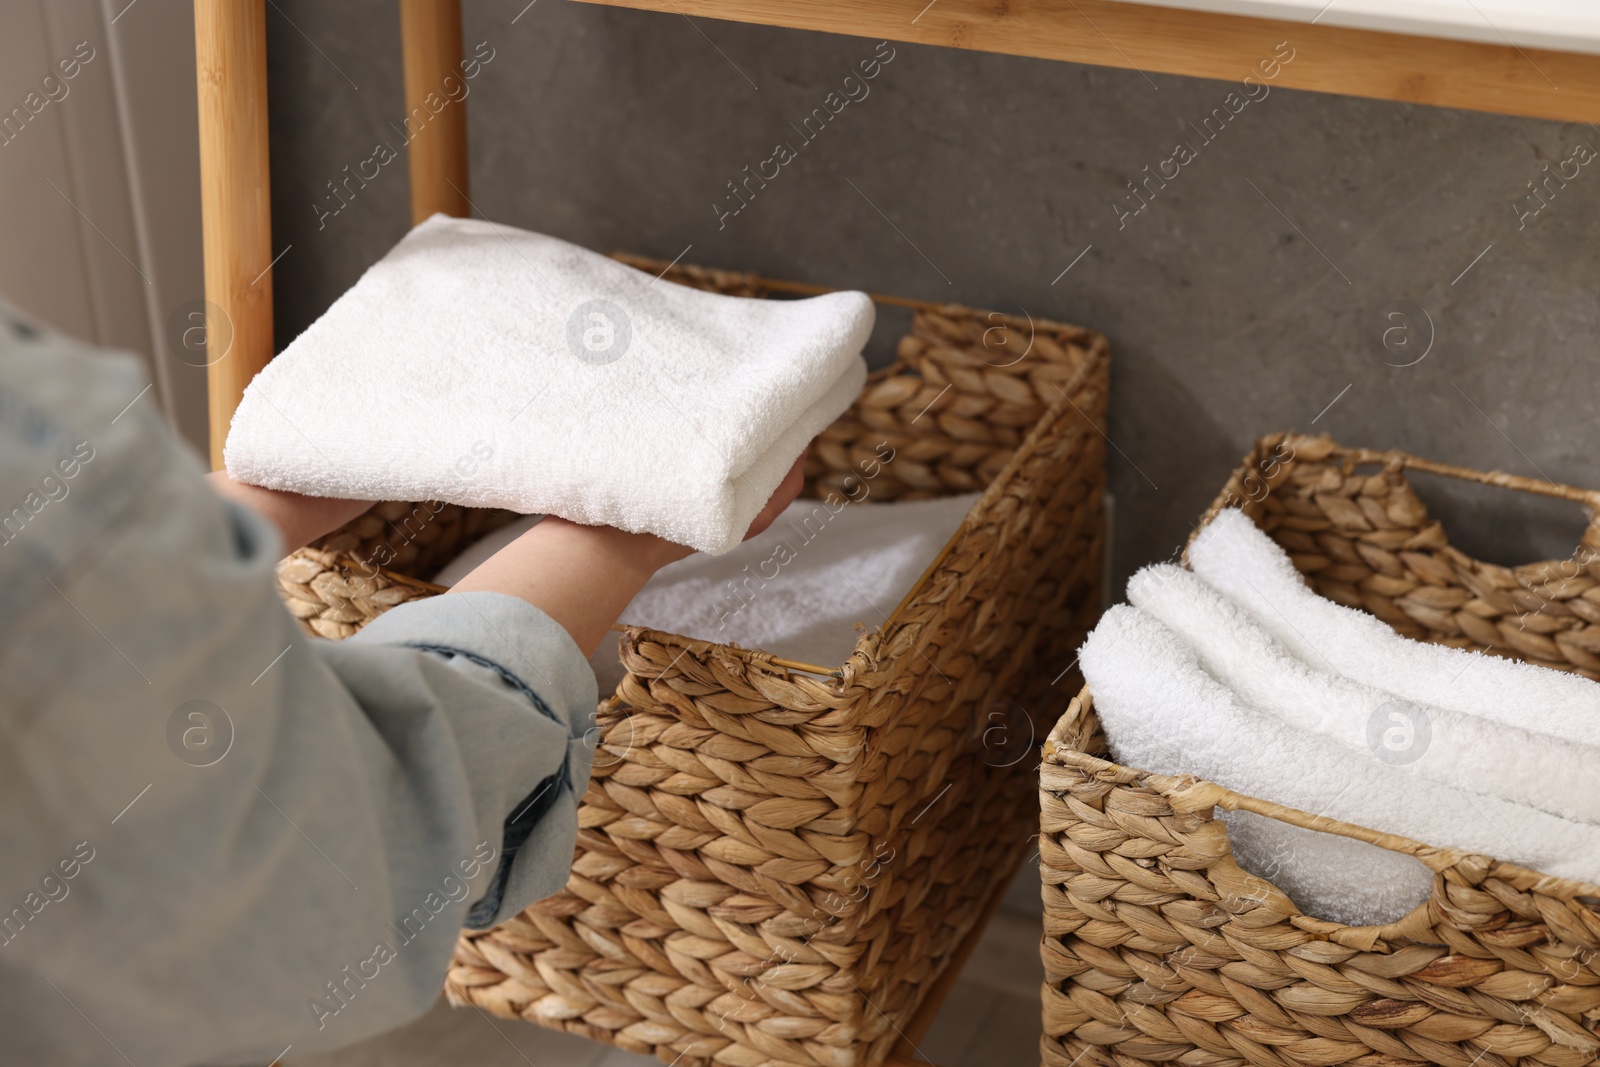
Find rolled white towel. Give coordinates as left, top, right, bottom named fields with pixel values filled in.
left=1188, top=508, right=1600, bottom=746
left=1079, top=605, right=1600, bottom=926
left=1128, top=563, right=1600, bottom=825
left=225, top=214, right=873, bottom=555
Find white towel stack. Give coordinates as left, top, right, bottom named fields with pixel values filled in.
left=224, top=214, right=873, bottom=556
left=434, top=492, right=981, bottom=695
left=1079, top=508, right=1600, bottom=927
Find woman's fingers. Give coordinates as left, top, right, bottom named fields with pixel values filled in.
left=743, top=452, right=806, bottom=542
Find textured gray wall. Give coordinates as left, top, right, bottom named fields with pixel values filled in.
left=266, top=0, right=1600, bottom=593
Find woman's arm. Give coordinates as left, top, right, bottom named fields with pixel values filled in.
left=0, top=303, right=805, bottom=1066
left=447, top=454, right=806, bottom=657
left=204, top=471, right=369, bottom=552
left=203, top=455, right=805, bottom=633
left=0, top=326, right=602, bottom=1063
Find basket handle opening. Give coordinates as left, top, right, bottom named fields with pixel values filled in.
left=1049, top=701, right=1600, bottom=958
left=1369, top=461, right=1600, bottom=570
left=1165, top=777, right=1508, bottom=951
left=1292, top=434, right=1600, bottom=561
left=1209, top=806, right=1438, bottom=942
left=1049, top=694, right=1452, bottom=943
left=1171, top=780, right=1600, bottom=955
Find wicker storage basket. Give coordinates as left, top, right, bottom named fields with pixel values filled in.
left=1040, top=432, right=1600, bottom=1067
left=275, top=257, right=1110, bottom=1067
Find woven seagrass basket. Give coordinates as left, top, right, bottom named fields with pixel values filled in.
left=1040, top=432, right=1600, bottom=1067
left=275, top=256, right=1110, bottom=1067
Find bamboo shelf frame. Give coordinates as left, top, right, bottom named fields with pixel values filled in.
left=195, top=0, right=1600, bottom=461
left=581, top=0, right=1600, bottom=125
left=193, top=1, right=1600, bottom=1063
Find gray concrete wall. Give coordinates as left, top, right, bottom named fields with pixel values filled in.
left=265, top=0, right=1600, bottom=597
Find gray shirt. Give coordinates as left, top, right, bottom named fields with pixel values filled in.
left=0, top=301, right=598, bottom=1065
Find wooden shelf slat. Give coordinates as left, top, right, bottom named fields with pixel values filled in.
left=576, top=0, right=1600, bottom=124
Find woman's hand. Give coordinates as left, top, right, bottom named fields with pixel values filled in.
left=448, top=452, right=807, bottom=656
left=634, top=450, right=807, bottom=570
left=743, top=451, right=808, bottom=539
left=205, top=472, right=370, bottom=553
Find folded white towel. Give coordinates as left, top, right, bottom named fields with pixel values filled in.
left=1080, top=605, right=1600, bottom=926
left=1128, top=563, right=1600, bottom=824
left=434, top=492, right=981, bottom=695
left=224, top=214, right=873, bottom=555
left=1189, top=508, right=1600, bottom=747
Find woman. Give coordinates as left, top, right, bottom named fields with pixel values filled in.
left=0, top=299, right=801, bottom=1066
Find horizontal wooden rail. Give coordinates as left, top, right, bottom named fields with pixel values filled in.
left=576, top=0, right=1600, bottom=123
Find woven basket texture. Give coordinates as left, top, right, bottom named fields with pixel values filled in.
left=272, top=257, right=1111, bottom=1067
left=1040, top=432, right=1600, bottom=1067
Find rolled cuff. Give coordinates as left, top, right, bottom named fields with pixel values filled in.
left=349, top=590, right=599, bottom=925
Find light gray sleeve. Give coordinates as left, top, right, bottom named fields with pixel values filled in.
left=0, top=304, right=597, bottom=1067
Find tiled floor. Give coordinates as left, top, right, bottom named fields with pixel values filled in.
left=289, top=907, right=1044, bottom=1067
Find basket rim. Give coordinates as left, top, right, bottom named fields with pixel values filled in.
left=612, top=251, right=1113, bottom=670
left=283, top=545, right=858, bottom=680
left=1194, top=432, right=1600, bottom=547
left=876, top=341, right=1107, bottom=628
left=590, top=334, right=1108, bottom=683
left=610, top=250, right=1111, bottom=345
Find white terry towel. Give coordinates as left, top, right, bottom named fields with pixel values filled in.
left=434, top=492, right=981, bottom=696
left=224, top=214, right=873, bottom=555
left=1189, top=508, right=1600, bottom=747
left=1079, top=605, right=1600, bottom=926
left=1128, top=563, right=1600, bottom=825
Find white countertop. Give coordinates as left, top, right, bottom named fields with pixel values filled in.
left=1109, top=0, right=1600, bottom=57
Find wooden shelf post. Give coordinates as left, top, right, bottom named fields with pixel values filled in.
left=400, top=0, right=471, bottom=222
left=195, top=0, right=274, bottom=469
